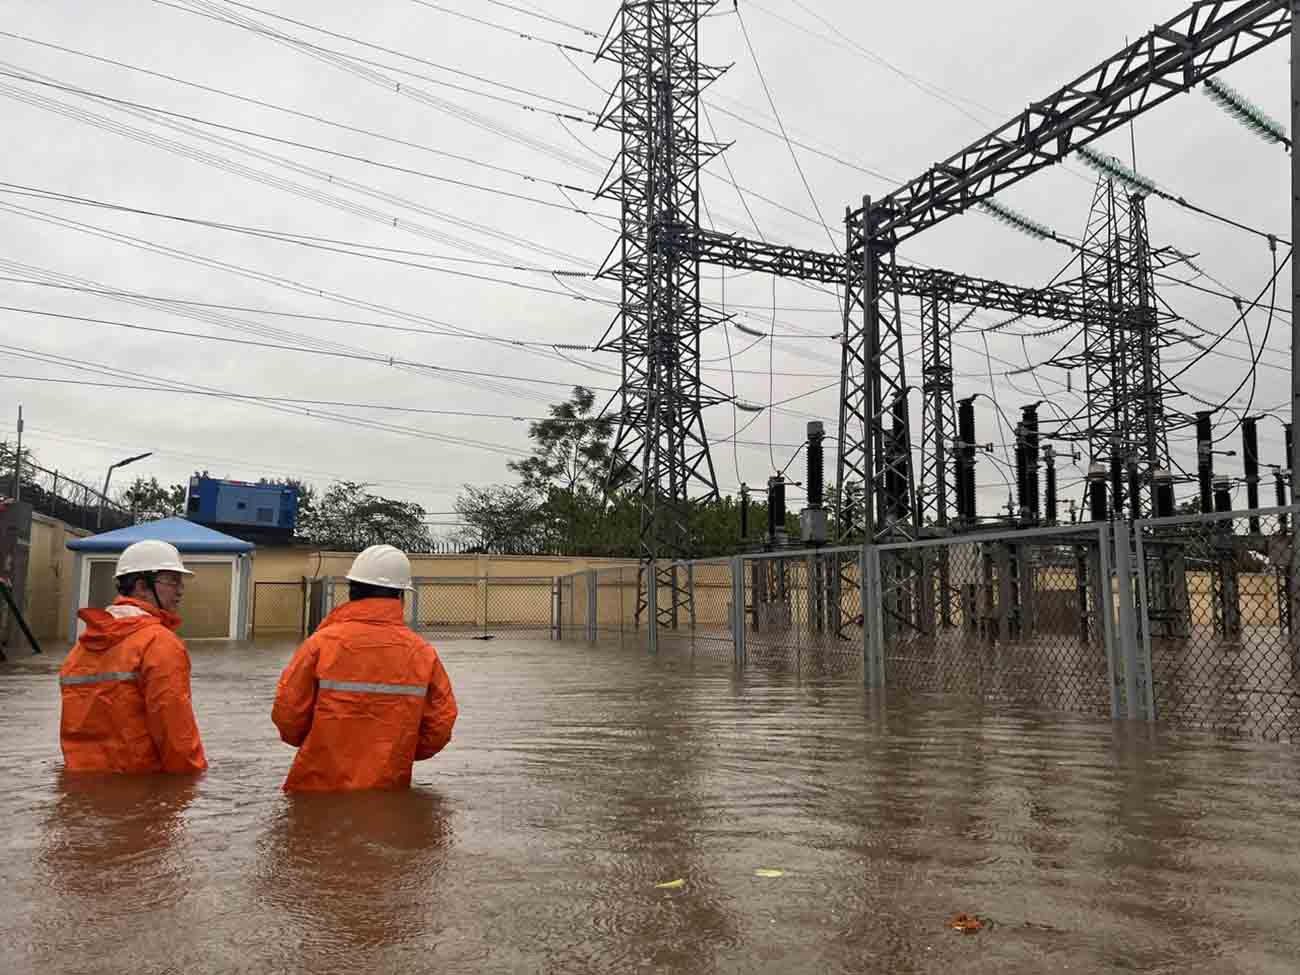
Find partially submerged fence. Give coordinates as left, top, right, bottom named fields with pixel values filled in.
left=251, top=509, right=1300, bottom=741
left=555, top=506, right=1300, bottom=743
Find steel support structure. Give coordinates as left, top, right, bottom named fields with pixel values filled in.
left=839, top=0, right=1288, bottom=535
left=839, top=199, right=915, bottom=541
left=666, top=223, right=1112, bottom=320
left=1126, top=191, right=1173, bottom=509
left=594, top=0, right=1290, bottom=580
left=919, top=288, right=956, bottom=529
left=595, top=1, right=725, bottom=628
left=1060, top=179, right=1175, bottom=518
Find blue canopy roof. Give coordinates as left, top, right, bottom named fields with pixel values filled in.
left=68, top=517, right=255, bottom=554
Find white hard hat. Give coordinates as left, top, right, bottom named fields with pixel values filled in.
left=115, top=539, right=193, bottom=578
left=346, top=544, right=414, bottom=591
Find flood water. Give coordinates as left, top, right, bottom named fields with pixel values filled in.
left=3, top=636, right=1300, bottom=974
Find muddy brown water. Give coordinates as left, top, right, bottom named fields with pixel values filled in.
left=3, top=636, right=1300, bottom=974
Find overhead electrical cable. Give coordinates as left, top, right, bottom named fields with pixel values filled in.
left=0, top=30, right=600, bottom=197
left=0, top=72, right=595, bottom=269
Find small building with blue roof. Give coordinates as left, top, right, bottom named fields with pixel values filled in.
left=68, top=517, right=255, bottom=640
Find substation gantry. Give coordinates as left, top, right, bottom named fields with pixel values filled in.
left=594, top=0, right=1293, bottom=627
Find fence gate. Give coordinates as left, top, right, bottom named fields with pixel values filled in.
left=251, top=580, right=307, bottom=638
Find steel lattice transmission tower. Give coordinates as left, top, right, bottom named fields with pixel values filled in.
left=918, top=289, right=958, bottom=529
left=1073, top=174, right=1174, bottom=517
left=594, top=1, right=726, bottom=627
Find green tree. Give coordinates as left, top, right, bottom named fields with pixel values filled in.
left=508, top=386, right=627, bottom=496
left=297, top=480, right=432, bottom=552
left=119, top=476, right=187, bottom=520
left=452, top=484, right=548, bottom=553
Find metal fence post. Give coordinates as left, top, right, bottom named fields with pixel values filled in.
left=1112, top=519, right=1142, bottom=720
left=1095, top=526, right=1121, bottom=719
left=731, top=555, right=746, bottom=666
left=586, top=569, right=597, bottom=642
left=1130, top=522, right=1156, bottom=722
left=551, top=576, right=560, bottom=640
left=406, top=580, right=418, bottom=629
left=863, top=545, right=885, bottom=688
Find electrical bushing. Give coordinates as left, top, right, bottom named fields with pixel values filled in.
left=1152, top=467, right=1175, bottom=518
left=1043, top=445, right=1057, bottom=524
left=1213, top=475, right=1232, bottom=514
left=1196, top=410, right=1214, bottom=514
left=1242, top=416, right=1260, bottom=532
left=1022, top=404, right=1040, bottom=519
left=1088, top=462, right=1108, bottom=522
left=957, top=397, right=976, bottom=523
left=806, top=421, right=824, bottom=509
left=767, top=475, right=786, bottom=545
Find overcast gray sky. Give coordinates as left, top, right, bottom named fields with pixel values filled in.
left=0, top=0, right=1290, bottom=530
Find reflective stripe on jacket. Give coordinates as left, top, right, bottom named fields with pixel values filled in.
left=272, top=598, right=458, bottom=792
left=59, top=597, right=208, bottom=774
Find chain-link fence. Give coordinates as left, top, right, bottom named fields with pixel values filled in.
left=484, top=576, right=554, bottom=634
left=251, top=581, right=306, bottom=637
left=594, top=565, right=640, bottom=646
left=315, top=575, right=563, bottom=640
left=739, top=547, right=864, bottom=675
left=434, top=506, right=1300, bottom=743
left=1135, top=506, right=1300, bottom=740
left=411, top=578, right=480, bottom=635
left=870, top=524, right=1118, bottom=718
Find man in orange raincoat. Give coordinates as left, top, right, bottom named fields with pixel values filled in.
left=59, top=539, right=208, bottom=774
left=272, top=544, right=457, bottom=791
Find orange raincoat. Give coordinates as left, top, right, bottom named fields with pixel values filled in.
left=272, top=598, right=458, bottom=792
left=59, top=597, right=208, bottom=774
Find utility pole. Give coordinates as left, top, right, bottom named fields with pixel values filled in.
left=11, top=405, right=22, bottom=502
left=1291, top=1, right=1299, bottom=651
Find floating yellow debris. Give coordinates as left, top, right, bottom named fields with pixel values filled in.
left=654, top=879, right=686, bottom=890
left=754, top=868, right=785, bottom=878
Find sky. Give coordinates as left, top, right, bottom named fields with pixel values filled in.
left=0, top=0, right=1291, bottom=533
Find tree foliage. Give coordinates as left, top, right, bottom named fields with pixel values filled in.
left=296, top=480, right=432, bottom=552
left=454, top=388, right=801, bottom=557
left=118, top=476, right=187, bottom=520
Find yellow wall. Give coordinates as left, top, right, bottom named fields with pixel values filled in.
left=23, top=513, right=88, bottom=643
left=249, top=546, right=636, bottom=584
left=20, top=517, right=640, bottom=643
left=250, top=546, right=639, bottom=634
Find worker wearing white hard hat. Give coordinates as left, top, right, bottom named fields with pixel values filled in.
left=58, top=539, right=207, bottom=774
left=273, top=544, right=458, bottom=791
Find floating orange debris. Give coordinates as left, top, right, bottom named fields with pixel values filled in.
left=948, top=913, right=983, bottom=934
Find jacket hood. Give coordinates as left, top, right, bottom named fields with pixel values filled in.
left=319, top=597, right=405, bottom=630
left=76, top=597, right=182, bottom=653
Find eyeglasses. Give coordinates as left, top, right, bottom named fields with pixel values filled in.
left=153, top=577, right=185, bottom=589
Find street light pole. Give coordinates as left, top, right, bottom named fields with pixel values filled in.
left=97, top=452, right=154, bottom=530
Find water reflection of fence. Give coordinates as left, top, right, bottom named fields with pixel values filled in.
left=555, top=506, right=1300, bottom=743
